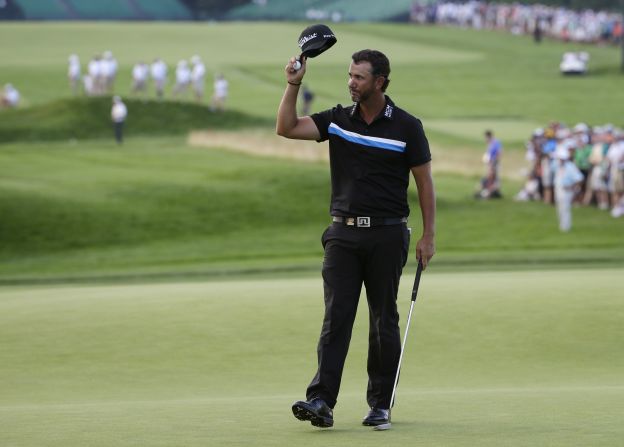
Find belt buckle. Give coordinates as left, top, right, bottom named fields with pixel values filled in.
left=356, top=217, right=370, bottom=228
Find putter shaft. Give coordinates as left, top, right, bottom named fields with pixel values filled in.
left=389, top=260, right=424, bottom=410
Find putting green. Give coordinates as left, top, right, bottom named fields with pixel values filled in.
left=1, top=268, right=622, bottom=446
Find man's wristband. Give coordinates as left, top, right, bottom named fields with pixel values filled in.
left=287, top=81, right=301, bottom=86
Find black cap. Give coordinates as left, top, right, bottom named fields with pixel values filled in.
left=297, top=24, right=337, bottom=58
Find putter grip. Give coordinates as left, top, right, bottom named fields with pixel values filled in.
left=411, top=260, right=423, bottom=302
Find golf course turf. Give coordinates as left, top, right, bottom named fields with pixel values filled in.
left=1, top=19, right=622, bottom=446
left=1, top=269, right=622, bottom=445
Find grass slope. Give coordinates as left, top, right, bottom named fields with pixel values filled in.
left=0, top=97, right=270, bottom=143
left=1, top=269, right=623, bottom=446
left=1, top=137, right=622, bottom=282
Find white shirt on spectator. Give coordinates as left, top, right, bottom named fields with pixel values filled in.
left=3, top=84, right=20, bottom=107
left=111, top=97, right=127, bottom=123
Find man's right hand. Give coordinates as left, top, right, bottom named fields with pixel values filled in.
left=285, top=56, right=306, bottom=84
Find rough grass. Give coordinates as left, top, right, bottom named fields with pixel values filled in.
left=0, top=97, right=270, bottom=143
left=1, top=137, right=622, bottom=282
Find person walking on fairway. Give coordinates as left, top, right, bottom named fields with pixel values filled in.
left=276, top=48, right=436, bottom=428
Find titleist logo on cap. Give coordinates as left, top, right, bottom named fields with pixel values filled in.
left=298, top=33, right=317, bottom=48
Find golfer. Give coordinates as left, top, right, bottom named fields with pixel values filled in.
left=276, top=49, right=436, bottom=428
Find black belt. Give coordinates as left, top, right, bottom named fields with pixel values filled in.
left=332, top=216, right=407, bottom=228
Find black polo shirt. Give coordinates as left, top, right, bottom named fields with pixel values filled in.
left=311, top=96, right=431, bottom=218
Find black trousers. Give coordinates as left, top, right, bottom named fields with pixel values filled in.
left=114, top=121, right=124, bottom=144
left=306, top=222, right=410, bottom=409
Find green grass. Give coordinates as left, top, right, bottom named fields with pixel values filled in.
left=1, top=269, right=623, bottom=446
left=0, top=21, right=622, bottom=279
left=1, top=21, right=622, bottom=447
left=0, top=97, right=270, bottom=143
left=1, top=137, right=622, bottom=282
left=1, top=22, right=622, bottom=144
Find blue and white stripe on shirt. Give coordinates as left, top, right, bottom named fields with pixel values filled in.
left=328, top=122, right=406, bottom=153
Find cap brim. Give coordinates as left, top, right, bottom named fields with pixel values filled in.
left=302, top=37, right=337, bottom=58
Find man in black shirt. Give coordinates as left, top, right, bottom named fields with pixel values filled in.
left=276, top=49, right=436, bottom=428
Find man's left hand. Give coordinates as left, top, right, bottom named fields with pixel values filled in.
left=415, top=235, right=435, bottom=269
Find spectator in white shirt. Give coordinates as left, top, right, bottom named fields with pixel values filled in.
left=101, top=50, right=118, bottom=94
left=190, top=55, right=206, bottom=102
left=88, top=54, right=103, bottom=95
left=111, top=96, right=128, bottom=145
left=131, top=61, right=150, bottom=97
left=68, top=54, right=81, bottom=95
left=173, top=60, right=191, bottom=98
left=211, top=73, right=228, bottom=112
left=606, top=134, right=624, bottom=208
left=1, top=83, right=20, bottom=108
left=150, top=58, right=167, bottom=100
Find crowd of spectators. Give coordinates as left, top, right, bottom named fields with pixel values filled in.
left=67, top=53, right=228, bottom=109
left=129, top=56, right=207, bottom=103
left=515, top=122, right=624, bottom=223
left=74, top=51, right=119, bottom=97
left=410, top=1, right=623, bottom=45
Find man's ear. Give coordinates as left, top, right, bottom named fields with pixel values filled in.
left=375, top=76, right=385, bottom=91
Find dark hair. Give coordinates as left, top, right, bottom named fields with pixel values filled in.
left=352, top=49, right=391, bottom=92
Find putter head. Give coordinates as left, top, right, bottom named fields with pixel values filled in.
left=373, top=422, right=392, bottom=431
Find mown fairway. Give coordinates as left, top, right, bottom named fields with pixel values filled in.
left=1, top=269, right=623, bottom=446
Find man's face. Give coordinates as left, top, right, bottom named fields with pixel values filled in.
left=348, top=61, right=378, bottom=102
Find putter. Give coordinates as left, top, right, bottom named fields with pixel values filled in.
left=292, top=23, right=337, bottom=71
left=374, top=259, right=425, bottom=431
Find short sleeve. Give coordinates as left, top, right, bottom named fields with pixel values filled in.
left=405, top=118, right=431, bottom=168
left=310, top=108, right=334, bottom=142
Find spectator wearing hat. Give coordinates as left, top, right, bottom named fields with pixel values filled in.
left=583, top=128, right=611, bottom=209
left=131, top=61, right=150, bottom=98
left=88, top=54, right=103, bottom=96
left=150, top=58, right=168, bottom=100
left=190, top=55, right=206, bottom=102
left=173, top=60, right=191, bottom=98
left=540, top=126, right=558, bottom=204
left=211, top=73, right=229, bottom=112
left=606, top=132, right=624, bottom=209
left=1, top=83, right=20, bottom=108
left=67, top=54, right=81, bottom=96
left=111, top=96, right=127, bottom=145
left=101, top=51, right=118, bottom=94
left=515, top=129, right=543, bottom=201
left=552, top=144, right=584, bottom=231
left=572, top=123, right=593, bottom=202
